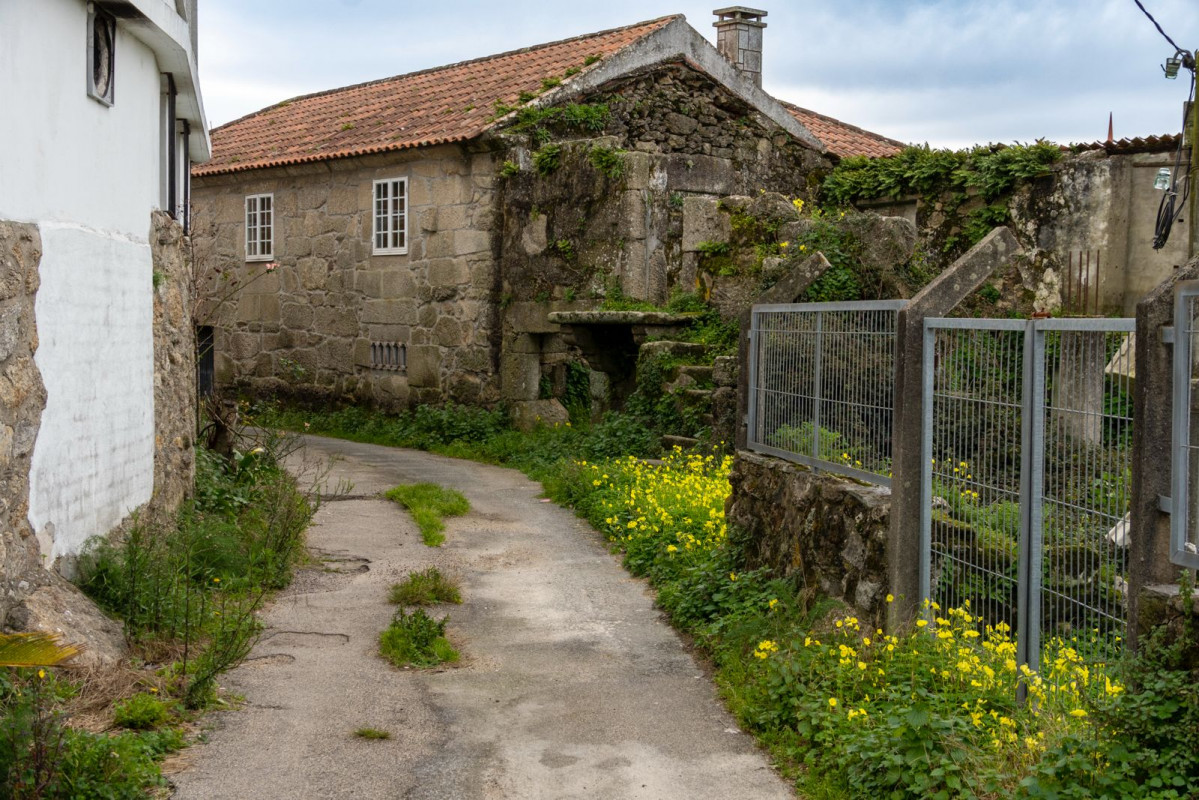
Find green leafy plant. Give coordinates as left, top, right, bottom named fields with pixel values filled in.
left=112, top=693, right=170, bottom=731
left=379, top=608, right=458, bottom=668
left=541, top=76, right=561, bottom=90
left=583, top=54, right=601, bottom=66
left=499, top=160, right=520, bottom=177
left=384, top=484, right=470, bottom=547
left=389, top=567, right=462, bottom=606
left=588, top=145, right=626, bottom=179
left=532, top=143, right=561, bottom=175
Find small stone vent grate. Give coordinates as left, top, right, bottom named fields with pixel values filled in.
left=371, top=342, right=406, bottom=372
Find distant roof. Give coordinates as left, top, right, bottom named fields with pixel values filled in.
left=1074, top=133, right=1182, bottom=156
left=194, top=16, right=678, bottom=176
left=781, top=102, right=905, bottom=159
left=195, top=15, right=903, bottom=178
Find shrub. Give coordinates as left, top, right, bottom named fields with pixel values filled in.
left=389, top=567, right=462, bottom=606
left=112, top=692, right=169, bottom=730
left=379, top=608, right=458, bottom=668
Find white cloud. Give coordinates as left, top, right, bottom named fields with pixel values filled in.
left=198, top=0, right=1199, bottom=145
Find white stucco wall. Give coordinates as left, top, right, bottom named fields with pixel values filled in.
left=30, top=225, right=156, bottom=561
left=0, top=0, right=164, bottom=560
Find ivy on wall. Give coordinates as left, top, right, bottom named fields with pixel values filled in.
left=821, top=141, right=1062, bottom=206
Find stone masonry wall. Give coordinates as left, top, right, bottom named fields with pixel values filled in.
left=150, top=210, right=196, bottom=516
left=726, top=451, right=891, bottom=628
left=492, top=63, right=833, bottom=410
left=0, top=220, right=49, bottom=625
left=192, top=143, right=499, bottom=407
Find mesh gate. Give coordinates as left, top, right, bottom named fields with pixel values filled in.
left=920, top=318, right=1133, bottom=675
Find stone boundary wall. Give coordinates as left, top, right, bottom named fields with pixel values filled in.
left=726, top=451, right=891, bottom=628
left=149, top=210, right=196, bottom=518
left=0, top=220, right=49, bottom=625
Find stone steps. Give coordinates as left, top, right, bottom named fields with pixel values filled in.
left=661, top=434, right=700, bottom=451
left=676, top=364, right=714, bottom=382
left=639, top=340, right=709, bottom=360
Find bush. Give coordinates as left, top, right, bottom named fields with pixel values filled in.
left=112, top=692, right=169, bottom=730
left=379, top=609, right=458, bottom=668
left=0, top=670, right=184, bottom=798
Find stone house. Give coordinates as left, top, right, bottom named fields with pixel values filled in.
left=0, top=0, right=208, bottom=647
left=192, top=8, right=901, bottom=417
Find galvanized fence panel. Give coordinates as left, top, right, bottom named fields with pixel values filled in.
left=747, top=300, right=906, bottom=486
left=921, top=317, right=1133, bottom=677
left=920, top=319, right=1030, bottom=660
left=1171, top=282, right=1199, bottom=570
left=1035, top=319, right=1133, bottom=661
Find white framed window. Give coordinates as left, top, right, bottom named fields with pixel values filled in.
left=245, top=194, right=274, bottom=261
left=373, top=178, right=408, bottom=255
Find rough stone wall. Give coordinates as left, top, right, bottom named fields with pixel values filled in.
left=492, top=62, right=833, bottom=408
left=149, top=210, right=195, bottom=516
left=191, top=143, right=499, bottom=407
left=726, top=451, right=891, bottom=628
left=860, top=149, right=1192, bottom=317
left=0, top=220, right=49, bottom=624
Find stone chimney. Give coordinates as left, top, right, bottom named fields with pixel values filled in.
left=713, top=7, right=767, bottom=87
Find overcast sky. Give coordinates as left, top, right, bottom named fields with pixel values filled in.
left=198, top=0, right=1198, bottom=149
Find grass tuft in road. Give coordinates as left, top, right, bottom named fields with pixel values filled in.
left=384, top=484, right=470, bottom=546
left=389, top=567, right=462, bottom=606
left=379, top=608, right=459, bottom=668
left=353, top=727, right=391, bottom=740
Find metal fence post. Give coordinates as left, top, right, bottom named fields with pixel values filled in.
left=889, top=228, right=1024, bottom=630
left=1017, top=322, right=1047, bottom=686
left=746, top=309, right=760, bottom=449
left=810, top=311, right=823, bottom=463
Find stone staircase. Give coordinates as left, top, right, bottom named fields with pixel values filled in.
left=646, top=344, right=738, bottom=451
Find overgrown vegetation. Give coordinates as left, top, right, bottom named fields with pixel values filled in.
left=389, top=567, right=462, bottom=606
left=384, top=484, right=470, bottom=547
left=588, top=145, right=625, bottom=179
left=821, top=141, right=1062, bottom=207
left=1, top=425, right=315, bottom=796
left=79, top=432, right=313, bottom=709
left=542, top=450, right=1199, bottom=799
left=379, top=608, right=458, bottom=668
left=507, top=102, right=610, bottom=145
left=256, top=401, right=664, bottom=478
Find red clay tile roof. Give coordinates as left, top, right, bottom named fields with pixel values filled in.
left=1073, top=133, right=1182, bottom=155
left=781, top=102, right=904, bottom=159
left=194, top=16, right=679, bottom=177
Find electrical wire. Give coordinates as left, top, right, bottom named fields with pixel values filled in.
left=1153, top=66, right=1195, bottom=249
left=1133, top=0, right=1186, bottom=53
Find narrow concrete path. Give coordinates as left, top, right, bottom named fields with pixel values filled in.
left=170, top=436, right=792, bottom=799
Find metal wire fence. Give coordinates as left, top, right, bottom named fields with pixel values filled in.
left=746, top=301, right=906, bottom=486
left=921, top=318, right=1133, bottom=674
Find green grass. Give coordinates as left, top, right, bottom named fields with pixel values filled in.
left=389, top=567, right=462, bottom=606
left=353, top=727, right=391, bottom=740
left=384, top=484, right=470, bottom=546
left=379, top=608, right=459, bottom=668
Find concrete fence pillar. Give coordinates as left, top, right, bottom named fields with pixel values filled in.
left=888, top=227, right=1023, bottom=630
left=1128, top=257, right=1199, bottom=650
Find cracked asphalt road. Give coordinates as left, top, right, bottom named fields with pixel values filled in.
left=169, top=436, right=793, bottom=800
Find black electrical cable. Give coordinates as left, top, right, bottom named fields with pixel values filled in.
left=1133, top=0, right=1186, bottom=53
left=1153, top=67, right=1195, bottom=249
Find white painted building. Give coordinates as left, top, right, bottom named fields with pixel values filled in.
left=0, top=0, right=209, bottom=562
